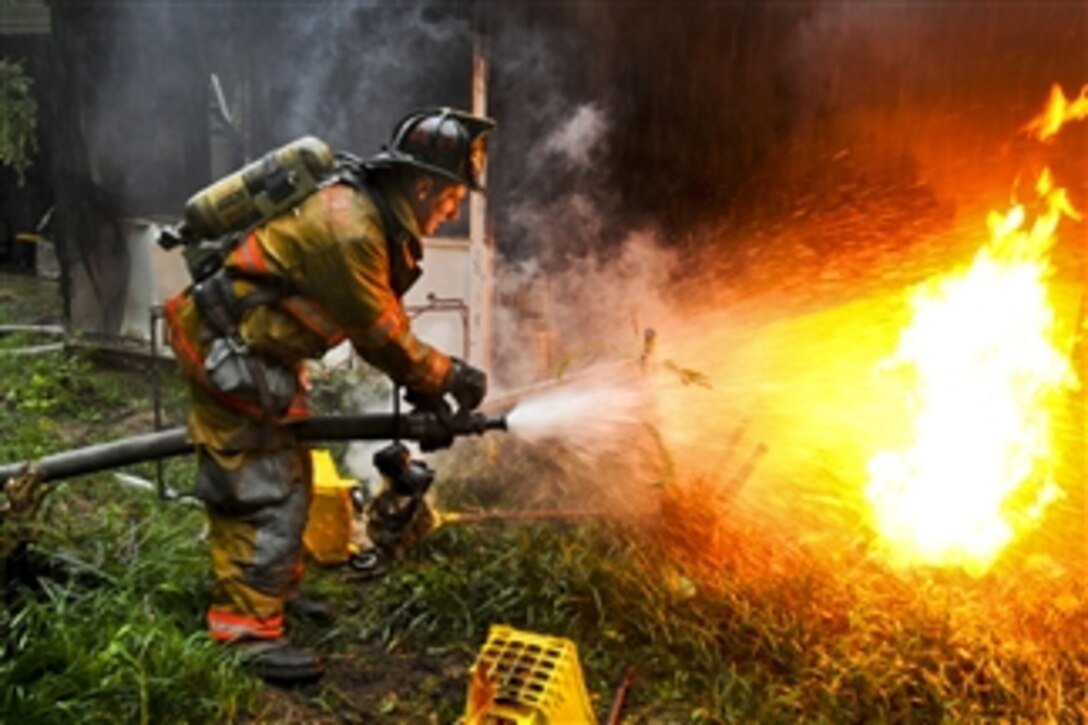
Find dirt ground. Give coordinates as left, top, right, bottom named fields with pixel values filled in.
left=258, top=575, right=476, bottom=723
left=259, top=645, right=472, bottom=723
left=256, top=660, right=466, bottom=723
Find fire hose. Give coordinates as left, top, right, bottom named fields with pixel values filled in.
left=0, top=411, right=505, bottom=488
left=0, top=411, right=506, bottom=567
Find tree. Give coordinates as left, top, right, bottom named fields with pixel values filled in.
left=0, top=59, right=38, bottom=186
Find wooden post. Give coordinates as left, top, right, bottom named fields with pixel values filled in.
left=469, top=38, right=493, bottom=373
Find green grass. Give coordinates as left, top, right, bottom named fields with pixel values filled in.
left=2, top=483, right=260, bottom=723
left=1, top=323, right=259, bottom=722
left=0, top=334, right=146, bottom=462
left=2, top=485, right=258, bottom=718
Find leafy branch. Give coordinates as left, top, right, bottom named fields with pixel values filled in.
left=0, top=59, right=39, bottom=185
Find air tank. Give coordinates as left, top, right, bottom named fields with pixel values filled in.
left=181, top=136, right=335, bottom=240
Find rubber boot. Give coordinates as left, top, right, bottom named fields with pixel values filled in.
left=285, top=595, right=336, bottom=627
left=235, top=638, right=325, bottom=686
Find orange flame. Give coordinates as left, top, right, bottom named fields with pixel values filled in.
left=865, top=168, right=1079, bottom=574
left=1021, top=83, right=1088, bottom=141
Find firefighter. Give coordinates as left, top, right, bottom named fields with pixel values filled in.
left=164, top=108, right=494, bottom=684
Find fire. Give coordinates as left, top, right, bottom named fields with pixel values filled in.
left=865, top=167, right=1079, bottom=574
left=1021, top=83, right=1088, bottom=142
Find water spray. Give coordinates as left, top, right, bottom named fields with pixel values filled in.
left=499, top=364, right=653, bottom=449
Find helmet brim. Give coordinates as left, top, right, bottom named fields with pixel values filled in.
left=365, top=150, right=487, bottom=193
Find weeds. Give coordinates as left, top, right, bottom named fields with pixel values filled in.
left=2, top=486, right=259, bottom=723
left=0, top=339, right=141, bottom=465
left=1, top=311, right=257, bottom=722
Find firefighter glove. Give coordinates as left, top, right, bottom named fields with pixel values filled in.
left=443, top=357, right=487, bottom=414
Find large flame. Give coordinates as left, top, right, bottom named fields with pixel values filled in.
left=865, top=168, right=1079, bottom=574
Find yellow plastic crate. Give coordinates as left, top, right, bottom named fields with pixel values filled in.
left=302, top=449, right=359, bottom=565
left=463, top=625, right=595, bottom=724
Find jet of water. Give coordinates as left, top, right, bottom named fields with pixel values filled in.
left=505, top=364, right=652, bottom=454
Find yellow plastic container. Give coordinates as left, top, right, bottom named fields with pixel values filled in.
left=302, top=449, right=359, bottom=566
left=463, top=625, right=595, bottom=724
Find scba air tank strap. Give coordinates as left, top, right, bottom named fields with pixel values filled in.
left=192, top=269, right=295, bottom=420
left=326, top=156, right=408, bottom=254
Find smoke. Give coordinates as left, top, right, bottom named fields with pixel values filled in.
left=492, top=228, right=680, bottom=390
left=486, top=9, right=623, bottom=264
left=252, top=2, right=472, bottom=150
left=482, top=11, right=682, bottom=390
left=540, top=104, right=608, bottom=170
left=74, top=4, right=208, bottom=212
left=478, top=4, right=804, bottom=523
left=74, top=1, right=474, bottom=215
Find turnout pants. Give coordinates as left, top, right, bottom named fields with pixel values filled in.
left=195, top=445, right=313, bottom=642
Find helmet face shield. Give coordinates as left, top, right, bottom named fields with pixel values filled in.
left=368, top=107, right=496, bottom=191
